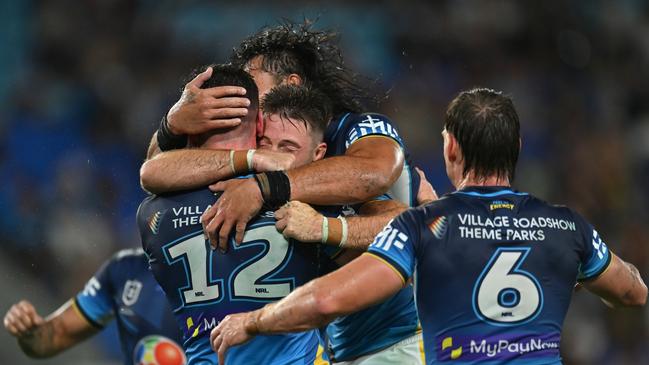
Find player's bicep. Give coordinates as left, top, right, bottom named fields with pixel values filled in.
left=324, top=254, right=404, bottom=314
left=582, top=254, right=626, bottom=303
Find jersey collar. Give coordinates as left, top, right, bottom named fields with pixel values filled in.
left=453, top=186, right=528, bottom=197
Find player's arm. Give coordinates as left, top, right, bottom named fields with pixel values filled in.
left=209, top=254, right=404, bottom=365
left=275, top=199, right=407, bottom=251
left=3, top=300, right=98, bottom=358
left=140, top=148, right=295, bottom=194
left=582, top=254, right=647, bottom=308
left=287, top=136, right=404, bottom=205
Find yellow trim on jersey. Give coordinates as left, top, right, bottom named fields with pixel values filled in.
left=363, top=252, right=407, bottom=286
left=313, top=344, right=330, bottom=365
left=418, top=335, right=426, bottom=365
left=71, top=298, right=100, bottom=329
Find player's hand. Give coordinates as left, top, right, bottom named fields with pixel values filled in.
left=415, top=167, right=438, bottom=205
left=210, top=312, right=257, bottom=365
left=252, top=150, right=296, bottom=172
left=3, top=300, right=44, bottom=338
left=275, top=201, right=323, bottom=243
left=167, top=66, right=250, bottom=135
left=202, top=178, right=263, bottom=251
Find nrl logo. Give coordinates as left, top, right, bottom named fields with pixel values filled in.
left=122, top=280, right=143, bottom=306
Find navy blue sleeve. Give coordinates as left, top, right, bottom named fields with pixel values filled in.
left=343, top=113, right=404, bottom=149
left=572, top=211, right=612, bottom=281
left=366, top=208, right=422, bottom=283
left=74, top=258, right=115, bottom=328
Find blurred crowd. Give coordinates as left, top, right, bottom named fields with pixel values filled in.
left=1, top=0, right=648, bottom=364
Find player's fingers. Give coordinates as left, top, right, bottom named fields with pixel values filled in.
left=218, top=219, right=234, bottom=252
left=187, top=66, right=213, bottom=88
left=206, top=108, right=248, bottom=121
left=209, top=181, right=227, bottom=192
left=206, top=214, right=224, bottom=250
left=210, top=326, right=221, bottom=350
left=205, top=118, right=242, bottom=129
left=11, top=305, right=32, bottom=329
left=205, top=85, right=247, bottom=98
left=274, top=206, right=287, bottom=220
left=275, top=218, right=287, bottom=232
left=235, top=222, right=246, bottom=244
left=201, top=206, right=219, bottom=239
left=206, top=97, right=251, bottom=109
left=218, top=341, right=229, bottom=365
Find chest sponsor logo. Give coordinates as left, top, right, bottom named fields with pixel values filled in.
left=437, top=333, right=560, bottom=361
left=122, top=280, right=143, bottom=306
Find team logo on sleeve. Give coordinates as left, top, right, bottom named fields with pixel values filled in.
left=122, top=280, right=143, bottom=306
left=82, top=277, right=101, bottom=296
left=592, top=230, right=608, bottom=260
left=429, top=216, right=448, bottom=239
left=346, top=115, right=401, bottom=147
left=371, top=224, right=408, bottom=251
left=148, top=211, right=165, bottom=235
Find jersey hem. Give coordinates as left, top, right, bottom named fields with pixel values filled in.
left=363, top=252, right=408, bottom=285
left=72, top=297, right=105, bottom=329
left=577, top=251, right=613, bottom=282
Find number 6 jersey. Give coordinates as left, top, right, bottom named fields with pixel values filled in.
left=365, top=186, right=611, bottom=365
left=138, top=187, right=333, bottom=365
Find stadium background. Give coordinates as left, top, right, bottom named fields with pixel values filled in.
left=0, top=1, right=647, bottom=364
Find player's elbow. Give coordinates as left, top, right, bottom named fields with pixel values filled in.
left=356, top=159, right=402, bottom=200
left=139, top=160, right=165, bottom=194
left=624, top=282, right=648, bottom=307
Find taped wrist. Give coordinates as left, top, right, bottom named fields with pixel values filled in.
left=253, top=171, right=291, bottom=210
left=157, top=114, right=188, bottom=151
left=230, top=150, right=255, bottom=175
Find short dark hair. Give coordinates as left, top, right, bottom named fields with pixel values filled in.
left=189, top=63, right=259, bottom=119
left=231, top=20, right=370, bottom=116
left=261, top=85, right=332, bottom=138
left=444, top=88, right=520, bottom=182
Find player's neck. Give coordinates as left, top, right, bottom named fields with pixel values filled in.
left=455, top=174, right=510, bottom=190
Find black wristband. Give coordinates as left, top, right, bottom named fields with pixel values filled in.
left=156, top=114, right=188, bottom=151
left=254, top=171, right=291, bottom=210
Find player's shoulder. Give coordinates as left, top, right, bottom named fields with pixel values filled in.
left=107, top=248, right=148, bottom=269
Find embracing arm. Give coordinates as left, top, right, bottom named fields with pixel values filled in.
left=4, top=300, right=98, bottom=358
left=210, top=254, right=403, bottom=363
left=287, top=137, right=404, bottom=205
left=275, top=199, right=406, bottom=251
left=582, top=254, right=647, bottom=308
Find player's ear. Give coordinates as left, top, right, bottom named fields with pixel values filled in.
left=286, top=74, right=302, bottom=86
left=256, top=109, right=264, bottom=138
left=444, top=132, right=457, bottom=163
left=313, top=142, right=327, bottom=161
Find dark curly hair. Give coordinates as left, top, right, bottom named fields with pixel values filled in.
left=231, top=19, right=372, bottom=116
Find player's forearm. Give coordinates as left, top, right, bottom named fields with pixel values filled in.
left=287, top=155, right=402, bottom=205
left=140, top=149, right=233, bottom=194
left=17, top=322, right=62, bottom=358
left=343, top=201, right=407, bottom=250
left=616, top=261, right=647, bottom=307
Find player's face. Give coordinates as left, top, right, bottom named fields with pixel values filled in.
left=258, top=114, right=326, bottom=169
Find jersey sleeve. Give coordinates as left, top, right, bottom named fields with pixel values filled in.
left=344, top=113, right=404, bottom=149
left=573, top=213, right=612, bottom=281
left=365, top=209, right=421, bottom=284
left=74, top=258, right=115, bottom=328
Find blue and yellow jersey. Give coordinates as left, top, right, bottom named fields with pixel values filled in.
left=366, top=186, right=612, bottom=364
left=138, top=188, right=334, bottom=365
left=74, top=248, right=185, bottom=365
left=322, top=112, right=421, bottom=361
left=324, top=112, right=420, bottom=207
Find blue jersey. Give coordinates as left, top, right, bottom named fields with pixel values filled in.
left=322, top=112, right=421, bottom=361
left=75, top=248, right=185, bottom=365
left=367, top=186, right=612, bottom=364
left=324, top=112, right=420, bottom=207
left=138, top=188, right=333, bottom=365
